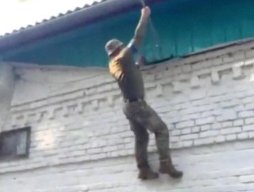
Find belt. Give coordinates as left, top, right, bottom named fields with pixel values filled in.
left=124, top=98, right=143, bottom=103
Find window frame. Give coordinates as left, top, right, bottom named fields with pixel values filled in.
left=0, top=127, right=31, bottom=161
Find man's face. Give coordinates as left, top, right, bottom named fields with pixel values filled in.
left=118, top=44, right=125, bottom=51
left=110, top=44, right=124, bottom=58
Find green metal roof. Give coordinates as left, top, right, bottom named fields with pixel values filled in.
left=1, top=0, right=254, bottom=67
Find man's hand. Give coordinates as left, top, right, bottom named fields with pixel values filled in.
left=136, top=56, right=147, bottom=68
left=141, top=6, right=151, bottom=19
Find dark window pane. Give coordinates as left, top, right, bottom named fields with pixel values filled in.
left=0, top=127, right=31, bottom=160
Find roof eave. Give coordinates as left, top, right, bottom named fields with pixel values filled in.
left=0, top=0, right=148, bottom=53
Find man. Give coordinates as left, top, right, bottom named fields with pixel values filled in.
left=105, top=6, right=183, bottom=180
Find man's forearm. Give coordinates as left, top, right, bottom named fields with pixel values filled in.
left=133, top=10, right=150, bottom=48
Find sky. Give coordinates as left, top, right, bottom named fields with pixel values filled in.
left=0, top=0, right=97, bottom=35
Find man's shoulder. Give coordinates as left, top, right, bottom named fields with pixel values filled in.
left=109, top=56, right=122, bottom=72
left=109, top=50, right=127, bottom=64
left=108, top=56, right=124, bottom=80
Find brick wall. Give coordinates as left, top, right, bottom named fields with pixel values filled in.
left=1, top=41, right=254, bottom=191
left=0, top=63, right=14, bottom=132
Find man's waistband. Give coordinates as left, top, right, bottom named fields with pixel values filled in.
left=124, top=97, right=144, bottom=103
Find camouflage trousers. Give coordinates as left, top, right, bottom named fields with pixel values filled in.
left=123, top=100, right=170, bottom=169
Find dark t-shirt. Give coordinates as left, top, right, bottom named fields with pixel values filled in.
left=109, top=46, right=145, bottom=100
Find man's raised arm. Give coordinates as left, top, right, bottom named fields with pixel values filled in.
left=128, top=6, right=151, bottom=51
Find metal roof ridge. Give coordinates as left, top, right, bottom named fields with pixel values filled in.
left=0, top=0, right=107, bottom=39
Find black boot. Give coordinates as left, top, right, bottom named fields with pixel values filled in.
left=159, top=160, right=183, bottom=178
left=138, top=167, right=159, bottom=180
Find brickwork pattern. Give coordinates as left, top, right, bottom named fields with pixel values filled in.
left=1, top=42, right=254, bottom=191
left=1, top=141, right=254, bottom=192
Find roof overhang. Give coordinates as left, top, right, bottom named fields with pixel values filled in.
left=0, top=0, right=156, bottom=53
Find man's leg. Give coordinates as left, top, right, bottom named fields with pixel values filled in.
left=129, top=120, right=159, bottom=180
left=143, top=103, right=183, bottom=178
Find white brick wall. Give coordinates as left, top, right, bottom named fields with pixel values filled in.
left=1, top=141, right=254, bottom=192
left=2, top=41, right=254, bottom=191
left=0, top=63, right=14, bottom=132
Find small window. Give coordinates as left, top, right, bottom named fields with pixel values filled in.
left=0, top=127, right=31, bottom=160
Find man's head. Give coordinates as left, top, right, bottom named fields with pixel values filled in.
left=105, top=39, right=124, bottom=57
